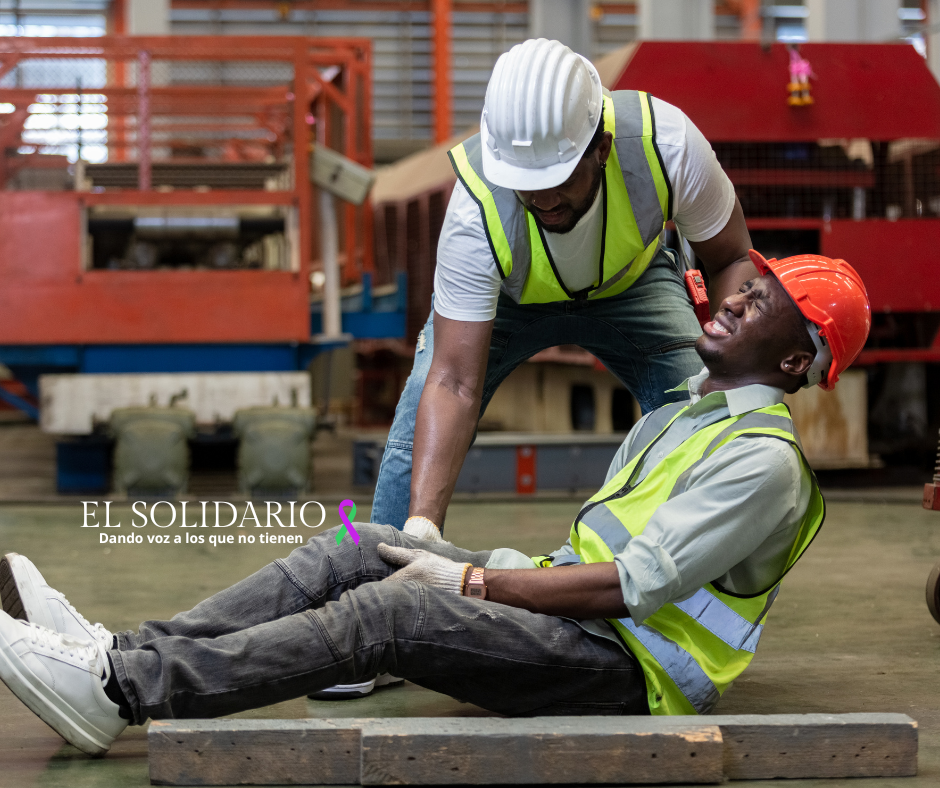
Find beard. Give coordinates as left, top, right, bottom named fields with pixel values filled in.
left=529, top=165, right=604, bottom=235
left=693, top=336, right=719, bottom=365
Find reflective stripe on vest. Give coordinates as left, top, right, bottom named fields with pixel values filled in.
left=618, top=617, right=720, bottom=714
left=619, top=583, right=782, bottom=714
left=558, top=402, right=825, bottom=716
left=673, top=588, right=763, bottom=653
left=449, top=137, right=529, bottom=282
left=448, top=90, right=671, bottom=305
left=611, top=90, right=673, bottom=247
left=623, top=401, right=688, bottom=466
left=579, top=503, right=632, bottom=555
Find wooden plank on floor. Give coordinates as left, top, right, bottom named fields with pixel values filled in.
left=358, top=717, right=724, bottom=785
left=707, top=713, right=918, bottom=780
left=147, top=718, right=362, bottom=786
left=147, top=713, right=918, bottom=785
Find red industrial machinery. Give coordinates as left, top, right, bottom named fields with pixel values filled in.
left=612, top=41, right=940, bottom=366
left=0, top=35, right=373, bottom=347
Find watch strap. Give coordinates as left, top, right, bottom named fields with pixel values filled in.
left=463, top=567, right=487, bottom=599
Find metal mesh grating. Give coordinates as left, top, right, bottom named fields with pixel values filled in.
left=716, top=139, right=940, bottom=224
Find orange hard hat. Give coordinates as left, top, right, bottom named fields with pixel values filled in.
left=748, top=250, right=871, bottom=391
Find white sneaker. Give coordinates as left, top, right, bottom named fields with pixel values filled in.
left=0, top=612, right=127, bottom=755
left=0, top=553, right=113, bottom=651
left=308, top=673, right=404, bottom=700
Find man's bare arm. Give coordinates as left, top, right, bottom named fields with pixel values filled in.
left=409, top=312, right=493, bottom=527
left=688, top=196, right=757, bottom=313
left=483, top=564, right=629, bottom=619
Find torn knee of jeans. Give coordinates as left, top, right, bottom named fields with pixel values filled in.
left=416, top=328, right=427, bottom=352
left=471, top=607, right=501, bottom=622
left=444, top=622, right=468, bottom=633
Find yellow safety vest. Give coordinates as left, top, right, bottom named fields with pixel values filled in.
left=448, top=90, right=673, bottom=304
left=534, top=401, right=825, bottom=715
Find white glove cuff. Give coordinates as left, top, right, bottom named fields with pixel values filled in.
left=403, top=516, right=444, bottom=543
left=436, top=562, right=473, bottom=595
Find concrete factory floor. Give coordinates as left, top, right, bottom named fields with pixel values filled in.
left=0, top=498, right=936, bottom=788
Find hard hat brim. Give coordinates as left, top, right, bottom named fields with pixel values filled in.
left=480, top=117, right=585, bottom=191
left=748, top=248, right=773, bottom=277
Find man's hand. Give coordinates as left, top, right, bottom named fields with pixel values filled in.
left=688, top=196, right=758, bottom=312
left=378, top=543, right=470, bottom=595
left=402, top=516, right=447, bottom=544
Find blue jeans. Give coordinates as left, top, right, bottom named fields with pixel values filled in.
left=371, top=248, right=703, bottom=529
left=110, top=524, right=648, bottom=722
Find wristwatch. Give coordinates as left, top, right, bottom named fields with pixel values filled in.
left=463, top=567, right=487, bottom=599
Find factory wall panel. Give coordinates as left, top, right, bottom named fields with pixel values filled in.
left=169, top=8, right=529, bottom=157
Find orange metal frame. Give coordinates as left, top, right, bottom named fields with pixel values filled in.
left=171, top=1, right=525, bottom=11
left=432, top=0, right=452, bottom=144
left=0, top=35, right=373, bottom=345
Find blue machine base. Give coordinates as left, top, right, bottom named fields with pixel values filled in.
left=56, top=437, right=113, bottom=494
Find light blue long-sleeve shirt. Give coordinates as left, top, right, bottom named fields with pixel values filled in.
left=485, top=370, right=811, bottom=644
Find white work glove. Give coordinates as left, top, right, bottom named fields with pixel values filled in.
left=378, top=543, right=471, bottom=595
left=403, top=516, right=446, bottom=544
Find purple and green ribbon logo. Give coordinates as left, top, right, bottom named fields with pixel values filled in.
left=336, top=499, right=360, bottom=545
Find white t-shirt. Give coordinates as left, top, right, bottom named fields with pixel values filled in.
left=539, top=184, right=604, bottom=293
left=434, top=96, right=736, bottom=322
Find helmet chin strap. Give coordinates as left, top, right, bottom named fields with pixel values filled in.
left=803, top=318, right=833, bottom=389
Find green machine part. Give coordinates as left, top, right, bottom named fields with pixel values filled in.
left=109, top=407, right=197, bottom=497
left=232, top=407, right=317, bottom=497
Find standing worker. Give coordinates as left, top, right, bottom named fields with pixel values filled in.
left=376, top=38, right=756, bottom=541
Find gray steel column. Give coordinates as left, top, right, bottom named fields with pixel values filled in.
left=128, top=0, right=170, bottom=34
left=319, top=191, right=342, bottom=339
left=806, top=0, right=900, bottom=41
left=528, top=0, right=593, bottom=58
left=637, top=0, right=715, bottom=40
left=129, top=0, right=170, bottom=85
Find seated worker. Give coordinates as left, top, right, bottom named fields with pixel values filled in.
left=0, top=251, right=870, bottom=756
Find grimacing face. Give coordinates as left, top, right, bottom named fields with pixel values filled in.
left=515, top=132, right=612, bottom=234
left=696, top=273, right=812, bottom=384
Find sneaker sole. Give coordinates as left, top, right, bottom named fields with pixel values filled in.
left=0, top=554, right=55, bottom=631
left=308, top=679, right=376, bottom=699
left=0, top=637, right=114, bottom=756
left=307, top=674, right=404, bottom=700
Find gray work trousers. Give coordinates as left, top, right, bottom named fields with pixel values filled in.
left=110, top=523, right=649, bottom=724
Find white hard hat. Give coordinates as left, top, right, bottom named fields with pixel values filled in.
left=481, top=38, right=603, bottom=191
